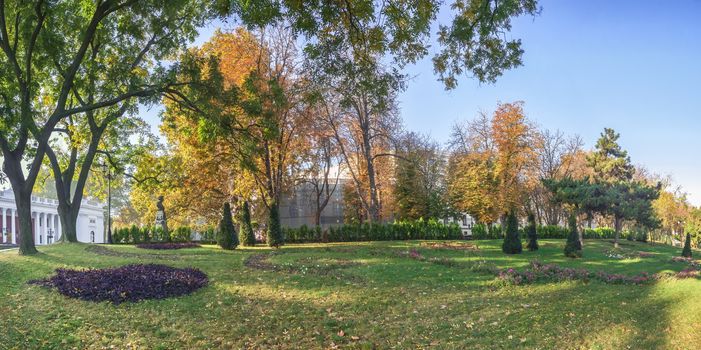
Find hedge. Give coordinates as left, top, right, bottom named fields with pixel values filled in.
left=283, top=218, right=462, bottom=243
left=113, top=225, right=192, bottom=244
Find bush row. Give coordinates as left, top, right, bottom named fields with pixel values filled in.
left=468, top=223, right=647, bottom=241
left=283, top=219, right=462, bottom=243
left=112, top=225, right=193, bottom=244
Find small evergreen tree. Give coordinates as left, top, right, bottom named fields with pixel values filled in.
left=501, top=210, right=522, bottom=254
left=239, top=201, right=256, bottom=246
left=267, top=203, right=284, bottom=247
left=525, top=212, right=538, bottom=251
left=217, top=203, right=238, bottom=250
left=682, top=232, right=692, bottom=258
left=564, top=212, right=582, bottom=258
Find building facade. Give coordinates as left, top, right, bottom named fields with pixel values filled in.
left=0, top=189, right=105, bottom=245
left=279, top=180, right=346, bottom=229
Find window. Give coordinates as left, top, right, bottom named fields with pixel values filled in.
left=39, top=235, right=42, bottom=244
left=90, top=231, right=95, bottom=243
left=462, top=215, right=468, bottom=226
left=89, top=218, right=96, bottom=224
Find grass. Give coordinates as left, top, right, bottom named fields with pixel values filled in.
left=0, top=239, right=700, bottom=349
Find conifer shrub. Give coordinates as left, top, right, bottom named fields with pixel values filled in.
left=525, top=212, right=539, bottom=251
left=682, top=232, right=692, bottom=258
left=217, top=203, right=238, bottom=250
left=238, top=201, right=256, bottom=246
left=501, top=210, right=522, bottom=254
left=564, top=213, right=583, bottom=258
left=267, top=204, right=284, bottom=247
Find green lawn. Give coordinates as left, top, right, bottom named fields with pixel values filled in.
left=1, top=239, right=700, bottom=349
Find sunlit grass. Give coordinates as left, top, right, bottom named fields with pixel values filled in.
left=0, top=239, right=699, bottom=349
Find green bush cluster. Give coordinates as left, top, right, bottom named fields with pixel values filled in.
left=282, top=218, right=462, bottom=243
left=471, top=223, right=503, bottom=239
left=112, top=225, right=191, bottom=244
left=564, top=213, right=583, bottom=258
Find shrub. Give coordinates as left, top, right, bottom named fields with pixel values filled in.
left=201, top=226, right=216, bottom=243
left=136, top=242, right=201, bottom=250
left=282, top=219, right=462, bottom=243
left=29, top=264, right=208, bottom=304
left=217, top=203, right=238, bottom=250
left=682, top=232, right=692, bottom=258
left=129, top=225, right=142, bottom=243
left=525, top=213, right=538, bottom=251
left=501, top=210, right=522, bottom=254
left=267, top=204, right=284, bottom=247
left=171, top=226, right=192, bottom=242
left=564, top=213, right=582, bottom=258
left=238, top=201, right=256, bottom=246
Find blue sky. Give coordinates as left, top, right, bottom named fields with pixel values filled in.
left=141, top=0, right=701, bottom=204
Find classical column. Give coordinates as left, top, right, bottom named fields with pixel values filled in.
left=56, top=216, right=61, bottom=241
left=34, top=212, right=40, bottom=245
left=46, top=213, right=52, bottom=244
left=1, top=208, right=6, bottom=243
left=10, top=209, right=16, bottom=245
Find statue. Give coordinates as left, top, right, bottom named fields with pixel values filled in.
left=156, top=195, right=169, bottom=235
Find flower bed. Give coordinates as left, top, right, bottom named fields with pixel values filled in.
left=135, top=242, right=201, bottom=250
left=419, top=241, right=480, bottom=251
left=29, top=264, right=208, bottom=304
left=498, top=260, right=655, bottom=285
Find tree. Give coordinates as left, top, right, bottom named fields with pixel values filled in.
left=564, top=212, right=582, bottom=258
left=394, top=132, right=448, bottom=220
left=525, top=212, right=538, bottom=251
left=682, top=232, right=692, bottom=258
left=0, top=0, right=208, bottom=254
left=583, top=129, right=660, bottom=247
left=501, top=210, right=522, bottom=254
left=531, top=129, right=584, bottom=225
left=226, top=0, right=540, bottom=90
left=238, top=201, right=256, bottom=246
left=266, top=203, right=283, bottom=247
left=217, top=203, right=237, bottom=250
left=448, top=102, right=538, bottom=224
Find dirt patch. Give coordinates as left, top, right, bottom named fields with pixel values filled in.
left=243, top=252, right=364, bottom=283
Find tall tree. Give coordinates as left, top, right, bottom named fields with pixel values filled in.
left=393, top=132, right=448, bottom=220
left=448, top=102, right=537, bottom=223
left=0, top=0, right=208, bottom=254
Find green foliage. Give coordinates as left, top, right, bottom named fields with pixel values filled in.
left=501, top=211, right=522, bottom=254
left=526, top=213, right=538, bottom=251
left=267, top=204, right=284, bottom=247
left=587, top=128, right=635, bottom=183
left=171, top=226, right=192, bottom=242
left=200, top=226, right=216, bottom=243
left=682, top=233, right=692, bottom=258
left=564, top=213, right=582, bottom=258
left=471, top=223, right=503, bottom=239
left=217, top=203, right=237, bottom=250
left=283, top=218, right=462, bottom=243
left=238, top=201, right=256, bottom=246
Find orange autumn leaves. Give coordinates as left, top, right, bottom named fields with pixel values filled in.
left=450, top=102, right=538, bottom=223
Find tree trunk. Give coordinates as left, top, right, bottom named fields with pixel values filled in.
left=614, top=215, right=622, bottom=248
left=15, top=193, right=36, bottom=255
left=57, top=204, right=79, bottom=243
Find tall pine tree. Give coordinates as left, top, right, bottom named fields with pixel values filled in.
left=267, top=203, right=284, bottom=247
left=564, top=212, right=582, bottom=258
left=682, top=232, right=692, bottom=258
left=525, top=212, right=538, bottom=251
left=239, top=201, right=256, bottom=246
left=502, top=210, right=522, bottom=254
left=218, top=203, right=238, bottom=250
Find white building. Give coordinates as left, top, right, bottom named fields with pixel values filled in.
left=444, top=213, right=476, bottom=237
left=0, top=189, right=105, bottom=245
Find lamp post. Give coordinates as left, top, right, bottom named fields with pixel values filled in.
left=102, top=162, right=113, bottom=244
